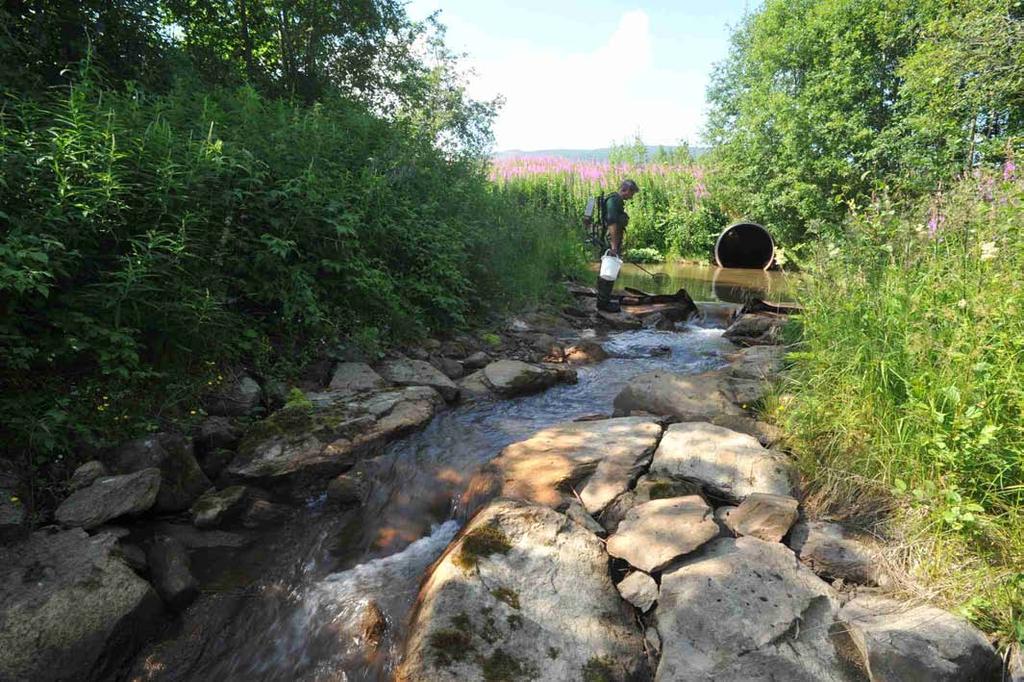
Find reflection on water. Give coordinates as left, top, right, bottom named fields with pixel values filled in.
left=589, top=261, right=795, bottom=303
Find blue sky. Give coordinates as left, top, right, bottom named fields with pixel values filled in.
left=405, top=0, right=753, bottom=151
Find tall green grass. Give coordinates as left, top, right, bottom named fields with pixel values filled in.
left=776, top=170, right=1024, bottom=645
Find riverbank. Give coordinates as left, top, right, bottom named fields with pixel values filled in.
left=771, top=173, right=1024, bottom=655
left=1, top=279, right=1008, bottom=680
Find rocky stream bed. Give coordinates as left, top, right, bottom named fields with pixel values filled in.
left=0, top=283, right=1009, bottom=681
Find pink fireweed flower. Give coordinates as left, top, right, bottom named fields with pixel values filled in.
left=694, top=182, right=709, bottom=200
left=1005, top=158, right=1016, bottom=181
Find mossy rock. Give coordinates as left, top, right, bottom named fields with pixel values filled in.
left=491, top=587, right=520, bottom=609
left=454, top=525, right=513, bottom=571
left=479, top=648, right=538, bottom=682
left=582, top=655, right=618, bottom=682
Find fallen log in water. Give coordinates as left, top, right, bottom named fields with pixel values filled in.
left=738, top=298, right=803, bottom=316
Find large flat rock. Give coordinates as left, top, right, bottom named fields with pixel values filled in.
left=650, top=422, right=793, bottom=501
left=55, top=468, right=161, bottom=530
left=0, top=529, right=163, bottom=682
left=836, top=595, right=1000, bottom=681
left=328, top=362, right=386, bottom=395
left=377, top=358, right=460, bottom=402
left=726, top=492, right=800, bottom=542
left=606, top=496, right=719, bottom=572
left=481, top=359, right=559, bottom=397
left=397, top=499, right=646, bottom=681
left=655, top=536, right=853, bottom=681
left=461, top=417, right=662, bottom=516
left=225, top=386, right=443, bottom=493
left=613, top=369, right=747, bottom=420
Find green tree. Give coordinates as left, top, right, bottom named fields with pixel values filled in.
left=894, top=0, right=1024, bottom=186
left=704, top=0, right=923, bottom=243
left=704, top=0, right=1024, bottom=245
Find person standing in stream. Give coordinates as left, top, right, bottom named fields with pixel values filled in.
left=597, top=178, right=640, bottom=312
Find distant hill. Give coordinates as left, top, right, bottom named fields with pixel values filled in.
left=493, top=146, right=708, bottom=161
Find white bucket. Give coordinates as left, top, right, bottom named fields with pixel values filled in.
left=599, top=251, right=622, bottom=281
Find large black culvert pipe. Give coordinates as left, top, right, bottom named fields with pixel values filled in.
left=714, top=222, right=775, bottom=269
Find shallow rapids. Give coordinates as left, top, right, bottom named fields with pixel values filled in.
left=128, top=321, right=737, bottom=682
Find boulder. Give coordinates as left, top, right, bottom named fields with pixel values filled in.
left=328, top=362, right=387, bottom=395
left=241, top=498, right=291, bottom=528
left=108, top=433, right=211, bottom=512
left=565, top=500, right=606, bottom=536
left=650, top=422, right=793, bottom=501
left=327, top=471, right=370, bottom=507
left=0, top=529, right=162, bottom=681
left=723, top=313, right=787, bottom=347
left=189, top=485, right=251, bottom=528
left=203, top=374, right=263, bottom=416
left=564, top=340, right=609, bottom=365
left=836, top=594, right=1000, bottom=681
left=55, top=468, right=161, bottom=530
left=656, top=536, right=850, bottom=681
left=117, top=542, right=148, bottom=574
left=434, top=357, right=465, bottom=380
left=68, top=460, right=108, bottom=492
left=377, top=358, right=460, bottom=402
left=463, top=351, right=490, bottom=371
left=461, top=417, right=662, bottom=516
left=481, top=359, right=559, bottom=398
left=225, top=386, right=443, bottom=493
left=606, top=496, right=719, bottom=572
left=194, top=416, right=243, bottom=455
left=728, top=344, right=786, bottom=381
left=396, top=499, right=646, bottom=681
left=197, top=448, right=235, bottom=482
left=789, top=521, right=888, bottom=586
left=457, top=370, right=493, bottom=400
left=147, top=535, right=199, bottom=610
left=726, top=492, right=800, bottom=542
left=616, top=571, right=658, bottom=612
left=613, top=369, right=747, bottom=421
left=529, top=332, right=564, bottom=358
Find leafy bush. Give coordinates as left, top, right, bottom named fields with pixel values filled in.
left=775, top=170, right=1024, bottom=644
left=0, top=78, right=583, bottom=492
left=624, top=247, right=663, bottom=263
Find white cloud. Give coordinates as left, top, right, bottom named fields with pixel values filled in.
left=459, top=10, right=699, bottom=150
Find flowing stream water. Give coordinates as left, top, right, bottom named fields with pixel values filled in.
left=128, top=268, right=785, bottom=682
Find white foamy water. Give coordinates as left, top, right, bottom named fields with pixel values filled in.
left=247, top=520, right=460, bottom=680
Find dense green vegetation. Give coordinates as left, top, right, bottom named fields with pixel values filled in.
left=703, top=0, right=1023, bottom=647
left=705, top=0, right=1023, bottom=248
left=0, top=1, right=582, bottom=503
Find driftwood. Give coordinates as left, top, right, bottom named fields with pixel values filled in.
left=738, top=298, right=803, bottom=316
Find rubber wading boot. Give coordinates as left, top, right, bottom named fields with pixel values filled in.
left=596, top=277, right=621, bottom=312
